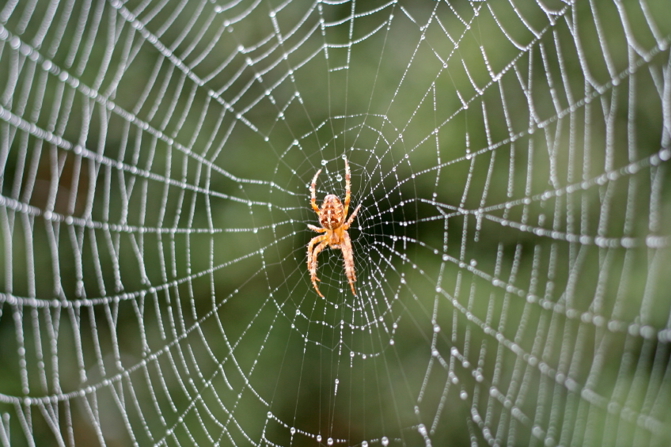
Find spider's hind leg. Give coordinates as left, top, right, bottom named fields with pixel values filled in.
left=344, top=204, right=361, bottom=228
left=343, top=157, right=351, bottom=215
left=310, top=169, right=322, bottom=214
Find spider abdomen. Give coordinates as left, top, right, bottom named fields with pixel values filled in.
left=319, top=194, right=345, bottom=229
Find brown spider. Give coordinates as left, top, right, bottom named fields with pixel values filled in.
left=307, top=157, right=362, bottom=297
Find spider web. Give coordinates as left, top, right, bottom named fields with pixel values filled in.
left=0, top=0, right=670, bottom=445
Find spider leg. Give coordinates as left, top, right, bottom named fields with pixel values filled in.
left=343, top=157, right=351, bottom=216
left=341, top=230, right=357, bottom=296
left=307, top=236, right=329, bottom=298
left=310, top=168, right=322, bottom=214
left=344, top=203, right=361, bottom=228
left=308, top=224, right=327, bottom=233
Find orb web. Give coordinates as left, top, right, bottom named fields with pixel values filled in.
left=0, top=0, right=670, bottom=446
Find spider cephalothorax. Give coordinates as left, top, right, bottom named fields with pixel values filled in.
left=307, top=157, right=361, bottom=297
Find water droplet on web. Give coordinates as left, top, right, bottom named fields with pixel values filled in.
left=336, top=174, right=342, bottom=181
left=321, top=159, right=328, bottom=165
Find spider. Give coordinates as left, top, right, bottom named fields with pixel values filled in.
left=307, top=157, right=362, bottom=297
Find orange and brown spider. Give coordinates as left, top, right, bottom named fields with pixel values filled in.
left=307, top=157, right=362, bottom=297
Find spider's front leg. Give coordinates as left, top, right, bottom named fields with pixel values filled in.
left=307, top=235, right=328, bottom=298
left=341, top=230, right=357, bottom=296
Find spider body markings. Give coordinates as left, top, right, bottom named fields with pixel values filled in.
left=307, top=157, right=361, bottom=297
